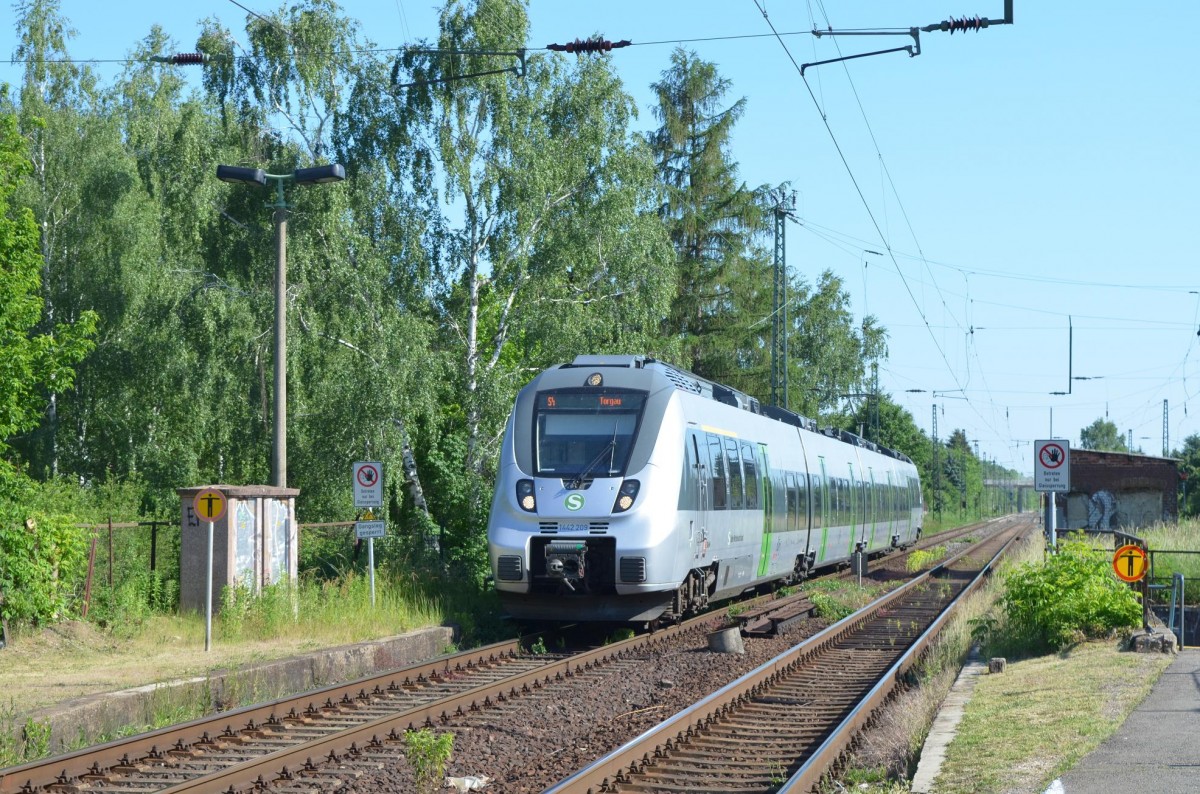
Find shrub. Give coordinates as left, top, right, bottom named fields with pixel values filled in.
left=0, top=504, right=89, bottom=624
left=999, top=536, right=1141, bottom=653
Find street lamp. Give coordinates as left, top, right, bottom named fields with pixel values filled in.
left=215, top=163, right=346, bottom=487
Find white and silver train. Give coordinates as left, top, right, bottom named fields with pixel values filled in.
left=487, top=355, right=923, bottom=624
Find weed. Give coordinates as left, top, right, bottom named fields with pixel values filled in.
left=22, top=718, right=51, bottom=759
left=528, top=636, right=548, bottom=655
left=906, top=546, right=947, bottom=573
left=606, top=628, right=636, bottom=644
left=403, top=728, right=454, bottom=793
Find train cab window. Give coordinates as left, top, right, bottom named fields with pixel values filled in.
left=533, top=390, right=647, bottom=479
left=678, top=433, right=700, bottom=510
left=740, top=441, right=758, bottom=509
left=725, top=438, right=744, bottom=510
left=706, top=433, right=727, bottom=510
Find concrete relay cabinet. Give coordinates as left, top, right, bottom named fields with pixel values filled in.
left=177, top=485, right=300, bottom=613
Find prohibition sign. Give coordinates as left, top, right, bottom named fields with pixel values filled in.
left=193, top=488, right=227, bottom=523
left=1112, top=544, right=1147, bottom=583
left=1039, top=442, right=1066, bottom=469
left=356, top=463, right=380, bottom=488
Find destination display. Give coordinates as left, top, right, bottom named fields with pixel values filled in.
left=537, top=391, right=647, bottom=411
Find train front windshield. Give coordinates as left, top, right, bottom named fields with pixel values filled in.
left=533, top=390, right=647, bottom=479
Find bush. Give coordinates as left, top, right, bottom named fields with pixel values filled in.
left=0, top=507, right=89, bottom=624
left=999, top=536, right=1141, bottom=653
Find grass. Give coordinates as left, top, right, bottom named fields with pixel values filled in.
left=932, top=642, right=1171, bottom=793
left=803, top=577, right=896, bottom=622
left=1140, top=520, right=1200, bottom=603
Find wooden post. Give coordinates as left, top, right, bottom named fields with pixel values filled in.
left=150, top=521, right=158, bottom=573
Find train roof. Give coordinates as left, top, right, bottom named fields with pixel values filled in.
left=560, top=355, right=914, bottom=466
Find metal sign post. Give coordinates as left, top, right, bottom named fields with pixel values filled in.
left=192, top=489, right=227, bottom=652
left=355, top=520, right=387, bottom=608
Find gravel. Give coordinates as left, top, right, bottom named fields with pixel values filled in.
left=335, top=615, right=831, bottom=793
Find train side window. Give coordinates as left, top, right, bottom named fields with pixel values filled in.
left=812, top=467, right=824, bottom=529
left=741, top=442, right=758, bottom=509
left=706, top=433, right=727, bottom=510
left=785, top=473, right=797, bottom=532
left=725, top=438, right=744, bottom=510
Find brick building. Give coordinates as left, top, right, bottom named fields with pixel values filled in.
left=1052, top=449, right=1179, bottom=530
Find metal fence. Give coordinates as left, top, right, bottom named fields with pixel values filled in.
left=70, top=519, right=370, bottom=618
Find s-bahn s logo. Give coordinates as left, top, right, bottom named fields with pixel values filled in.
left=564, top=493, right=585, bottom=511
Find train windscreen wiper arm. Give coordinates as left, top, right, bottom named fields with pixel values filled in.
left=570, top=438, right=616, bottom=490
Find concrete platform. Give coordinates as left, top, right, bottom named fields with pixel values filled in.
left=1050, top=648, right=1200, bottom=794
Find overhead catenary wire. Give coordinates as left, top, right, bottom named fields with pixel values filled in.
left=751, top=0, right=1023, bottom=455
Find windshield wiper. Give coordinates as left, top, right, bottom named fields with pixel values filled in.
left=570, top=437, right=617, bottom=490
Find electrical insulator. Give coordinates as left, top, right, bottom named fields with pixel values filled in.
left=151, top=52, right=210, bottom=65
left=546, top=37, right=632, bottom=55
left=940, top=16, right=986, bottom=33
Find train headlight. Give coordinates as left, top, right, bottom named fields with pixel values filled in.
left=612, top=479, right=640, bottom=513
left=516, top=479, right=537, bottom=512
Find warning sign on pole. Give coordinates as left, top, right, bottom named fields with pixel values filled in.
left=1112, top=544, right=1147, bottom=583
left=1034, top=440, right=1070, bottom=493
left=353, top=461, right=383, bottom=507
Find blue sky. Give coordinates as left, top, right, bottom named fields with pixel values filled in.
left=4, top=1, right=1199, bottom=476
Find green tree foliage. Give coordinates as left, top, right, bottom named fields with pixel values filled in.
left=397, top=0, right=674, bottom=558
left=1079, top=417, right=1128, bottom=452
left=788, top=271, right=886, bottom=420
left=998, top=536, right=1141, bottom=653
left=650, top=48, right=769, bottom=386
left=0, top=110, right=95, bottom=623
left=848, top=393, right=930, bottom=468
left=1173, top=434, right=1199, bottom=517
left=0, top=110, right=96, bottom=454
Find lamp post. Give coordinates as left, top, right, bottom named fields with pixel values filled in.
left=215, top=163, right=346, bottom=487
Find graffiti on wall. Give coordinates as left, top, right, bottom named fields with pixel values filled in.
left=1087, top=490, right=1117, bottom=530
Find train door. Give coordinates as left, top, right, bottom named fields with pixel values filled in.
left=686, top=429, right=710, bottom=559
left=885, top=470, right=895, bottom=544
left=867, top=468, right=878, bottom=551
left=846, top=462, right=859, bottom=556
left=816, top=457, right=830, bottom=562
left=755, top=443, right=772, bottom=577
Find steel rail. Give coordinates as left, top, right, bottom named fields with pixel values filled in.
left=778, top=522, right=1024, bottom=792
left=545, top=520, right=1029, bottom=793
left=0, top=638, right=529, bottom=793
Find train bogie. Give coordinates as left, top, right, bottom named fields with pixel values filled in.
left=487, top=355, right=922, bottom=624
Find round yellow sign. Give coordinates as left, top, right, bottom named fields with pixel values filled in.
left=1112, top=544, right=1147, bottom=583
left=192, top=488, right=227, bottom=523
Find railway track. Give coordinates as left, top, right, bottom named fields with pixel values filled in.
left=0, top=639, right=556, bottom=793
left=0, top=517, right=1026, bottom=793
left=547, top=518, right=1030, bottom=794
left=736, top=515, right=1019, bottom=637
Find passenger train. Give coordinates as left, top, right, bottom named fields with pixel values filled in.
left=487, top=355, right=923, bottom=624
